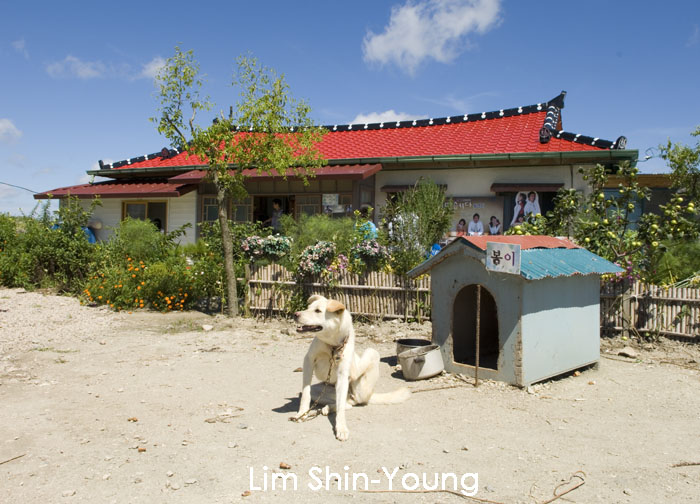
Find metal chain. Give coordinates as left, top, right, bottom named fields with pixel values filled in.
left=290, top=337, right=348, bottom=423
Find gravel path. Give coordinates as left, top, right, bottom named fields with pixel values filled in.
left=1, top=287, right=700, bottom=503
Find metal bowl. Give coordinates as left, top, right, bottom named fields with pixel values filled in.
left=398, top=344, right=444, bottom=381
left=395, top=338, right=432, bottom=357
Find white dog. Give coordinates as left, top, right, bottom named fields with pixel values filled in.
left=293, top=295, right=410, bottom=441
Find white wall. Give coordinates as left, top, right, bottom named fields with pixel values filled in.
left=168, top=192, right=197, bottom=243
left=80, top=192, right=197, bottom=244
left=374, top=163, right=592, bottom=232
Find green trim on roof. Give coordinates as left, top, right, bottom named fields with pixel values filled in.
left=86, top=150, right=639, bottom=178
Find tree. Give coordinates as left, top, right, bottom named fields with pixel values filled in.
left=383, top=178, right=453, bottom=274
left=506, top=159, right=699, bottom=282
left=152, top=48, right=326, bottom=316
left=659, top=126, right=700, bottom=202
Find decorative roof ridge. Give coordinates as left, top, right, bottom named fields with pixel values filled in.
left=97, top=91, right=625, bottom=170
left=313, top=93, right=560, bottom=133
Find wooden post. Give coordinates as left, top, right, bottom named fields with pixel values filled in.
left=621, top=278, right=632, bottom=339
left=475, top=285, right=481, bottom=387
left=403, top=275, right=408, bottom=321
left=243, top=263, right=251, bottom=317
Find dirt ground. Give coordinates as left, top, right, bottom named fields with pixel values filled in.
left=1, top=287, right=699, bottom=504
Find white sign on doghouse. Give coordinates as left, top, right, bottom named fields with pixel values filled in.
left=486, top=242, right=521, bottom=275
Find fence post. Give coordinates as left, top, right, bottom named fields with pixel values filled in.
left=621, top=278, right=632, bottom=338
left=243, top=263, right=251, bottom=317
left=402, top=275, right=409, bottom=322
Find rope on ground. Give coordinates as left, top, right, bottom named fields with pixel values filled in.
left=538, top=471, right=586, bottom=504
left=410, top=384, right=467, bottom=394
left=601, top=354, right=641, bottom=363
left=359, top=471, right=585, bottom=504
left=672, top=461, right=700, bottom=468
left=0, top=454, right=25, bottom=466
left=359, top=488, right=504, bottom=503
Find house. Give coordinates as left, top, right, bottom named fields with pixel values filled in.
left=407, top=235, right=623, bottom=386
left=35, top=91, right=638, bottom=244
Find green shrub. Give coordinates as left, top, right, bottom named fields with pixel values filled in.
left=103, top=217, right=189, bottom=263
left=83, top=255, right=197, bottom=312
left=0, top=198, right=98, bottom=293
left=281, top=213, right=358, bottom=261
left=648, top=240, right=700, bottom=285
left=382, top=179, right=453, bottom=275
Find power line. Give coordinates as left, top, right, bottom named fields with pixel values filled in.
left=0, top=181, right=38, bottom=194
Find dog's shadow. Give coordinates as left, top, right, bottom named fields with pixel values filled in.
left=272, top=397, right=299, bottom=414
left=272, top=383, right=338, bottom=417
left=380, top=355, right=404, bottom=379
left=272, top=393, right=337, bottom=431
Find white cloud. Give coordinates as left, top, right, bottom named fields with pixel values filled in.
left=46, top=55, right=106, bottom=79
left=12, top=38, right=29, bottom=59
left=420, top=90, right=499, bottom=113
left=351, top=110, right=423, bottom=125
left=138, top=56, right=165, bottom=80
left=0, top=119, right=22, bottom=144
left=46, top=54, right=165, bottom=81
left=363, top=0, right=502, bottom=75
left=687, top=24, right=699, bottom=47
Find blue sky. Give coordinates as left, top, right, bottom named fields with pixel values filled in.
left=1, top=0, right=699, bottom=215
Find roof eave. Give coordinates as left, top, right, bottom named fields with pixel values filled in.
left=87, top=150, right=639, bottom=179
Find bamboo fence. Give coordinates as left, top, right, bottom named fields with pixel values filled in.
left=246, top=263, right=431, bottom=321
left=246, top=264, right=699, bottom=338
left=601, top=281, right=700, bottom=339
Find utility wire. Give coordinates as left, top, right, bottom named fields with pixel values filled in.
left=0, top=181, right=38, bottom=194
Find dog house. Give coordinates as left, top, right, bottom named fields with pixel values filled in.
left=407, top=236, right=622, bottom=387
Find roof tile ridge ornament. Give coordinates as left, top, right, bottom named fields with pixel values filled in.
left=539, top=91, right=566, bottom=144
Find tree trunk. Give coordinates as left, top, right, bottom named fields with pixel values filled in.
left=215, top=173, right=238, bottom=317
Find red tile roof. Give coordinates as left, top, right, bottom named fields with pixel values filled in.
left=34, top=180, right=196, bottom=199
left=97, top=93, right=630, bottom=173
left=462, top=235, right=580, bottom=251
left=167, top=163, right=381, bottom=183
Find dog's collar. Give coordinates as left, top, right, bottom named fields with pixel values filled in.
left=331, top=337, right=348, bottom=363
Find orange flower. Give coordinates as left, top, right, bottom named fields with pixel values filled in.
left=137, top=286, right=141, bottom=290
left=98, top=295, right=102, bottom=300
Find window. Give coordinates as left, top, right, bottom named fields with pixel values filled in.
left=295, top=195, right=321, bottom=217
left=232, top=196, right=252, bottom=222
left=123, top=201, right=167, bottom=231
left=202, top=196, right=219, bottom=222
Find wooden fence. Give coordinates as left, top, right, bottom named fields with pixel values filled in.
left=601, top=281, right=700, bottom=339
left=246, top=264, right=699, bottom=338
left=245, top=263, right=431, bottom=321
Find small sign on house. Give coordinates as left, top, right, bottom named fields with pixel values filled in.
left=408, top=236, right=622, bottom=387
left=486, top=242, right=521, bottom=275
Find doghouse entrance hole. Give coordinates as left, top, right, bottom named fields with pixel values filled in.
left=452, top=284, right=499, bottom=369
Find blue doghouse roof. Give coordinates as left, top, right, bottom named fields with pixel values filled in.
left=408, top=236, right=623, bottom=280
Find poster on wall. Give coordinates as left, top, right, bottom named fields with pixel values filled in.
left=450, top=196, right=504, bottom=237
left=509, top=191, right=541, bottom=226
left=322, top=193, right=344, bottom=214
